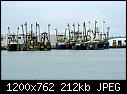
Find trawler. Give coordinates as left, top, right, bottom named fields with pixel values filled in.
left=55, top=28, right=68, bottom=49
left=39, top=32, right=51, bottom=51
left=85, top=20, right=110, bottom=50
left=67, top=23, right=87, bottom=50
left=5, top=20, right=110, bottom=51
left=39, top=24, right=51, bottom=51
left=1, top=34, right=6, bottom=50
left=19, top=22, right=40, bottom=51
left=7, top=27, right=19, bottom=51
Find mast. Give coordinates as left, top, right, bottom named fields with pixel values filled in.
left=30, top=24, right=33, bottom=39
left=88, top=21, right=90, bottom=30
left=83, top=22, right=84, bottom=40
left=103, top=20, right=105, bottom=33
left=17, top=27, right=19, bottom=50
left=21, top=24, right=25, bottom=44
left=8, top=27, right=10, bottom=35
left=55, top=28, right=57, bottom=42
left=43, top=31, right=46, bottom=42
left=8, top=27, right=10, bottom=44
left=73, top=22, right=75, bottom=39
left=107, top=27, right=110, bottom=40
left=36, top=22, right=38, bottom=43
left=83, top=22, right=87, bottom=41
left=48, top=23, right=51, bottom=41
left=65, top=28, right=67, bottom=40
left=55, top=28, right=57, bottom=36
left=94, top=20, right=97, bottom=39
left=38, top=24, right=40, bottom=42
left=78, top=23, right=80, bottom=32
left=24, top=22, right=27, bottom=50
left=78, top=23, right=80, bottom=41
left=67, top=23, right=70, bottom=43
left=102, top=20, right=105, bottom=40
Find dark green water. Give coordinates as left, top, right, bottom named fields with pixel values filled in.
left=1, top=48, right=126, bottom=80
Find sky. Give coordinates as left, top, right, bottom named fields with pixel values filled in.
left=1, top=1, right=126, bottom=37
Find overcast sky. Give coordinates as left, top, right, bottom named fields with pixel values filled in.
left=1, top=1, right=126, bottom=37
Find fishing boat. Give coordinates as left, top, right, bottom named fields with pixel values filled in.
left=7, top=34, right=18, bottom=51
left=103, top=27, right=110, bottom=49
left=1, top=34, right=6, bottom=50
left=27, top=34, right=38, bottom=51
left=69, top=23, right=87, bottom=50
left=55, top=28, right=67, bottom=49
left=39, top=24, right=51, bottom=51
left=25, top=23, right=39, bottom=51
left=39, top=32, right=51, bottom=51
left=19, top=23, right=27, bottom=51
left=73, top=32, right=85, bottom=50
left=7, top=27, right=19, bottom=51
left=86, top=20, right=110, bottom=50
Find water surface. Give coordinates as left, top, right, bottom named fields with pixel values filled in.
left=1, top=48, right=126, bottom=80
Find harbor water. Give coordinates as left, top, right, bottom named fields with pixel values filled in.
left=1, top=48, right=126, bottom=80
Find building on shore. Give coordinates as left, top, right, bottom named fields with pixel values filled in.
left=108, top=36, right=126, bottom=48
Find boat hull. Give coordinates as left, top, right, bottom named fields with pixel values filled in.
left=73, top=44, right=87, bottom=50
left=103, top=41, right=109, bottom=49
left=8, top=44, right=17, bottom=51
left=56, top=43, right=66, bottom=49
left=39, top=42, right=51, bottom=51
